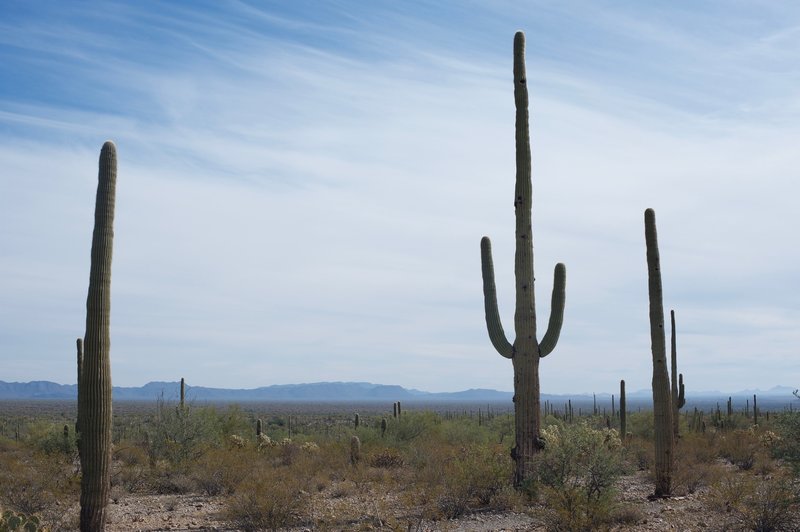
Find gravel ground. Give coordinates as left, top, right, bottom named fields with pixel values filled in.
left=98, top=468, right=792, bottom=532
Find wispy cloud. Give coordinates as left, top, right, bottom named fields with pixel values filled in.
left=1, top=1, right=798, bottom=394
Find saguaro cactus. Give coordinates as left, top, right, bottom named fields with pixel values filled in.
left=670, top=310, right=686, bottom=439
left=644, top=208, right=674, bottom=497
left=180, top=378, right=185, bottom=410
left=480, top=31, right=567, bottom=488
left=76, top=338, right=83, bottom=438
left=79, top=141, right=117, bottom=530
left=620, top=379, right=627, bottom=441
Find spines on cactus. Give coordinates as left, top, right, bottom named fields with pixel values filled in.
left=79, top=141, right=117, bottom=531
left=479, top=31, right=567, bottom=488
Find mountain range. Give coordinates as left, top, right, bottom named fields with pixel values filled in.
left=0, top=380, right=796, bottom=403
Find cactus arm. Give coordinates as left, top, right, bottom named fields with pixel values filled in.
left=539, top=263, right=566, bottom=357
left=480, top=237, right=513, bottom=358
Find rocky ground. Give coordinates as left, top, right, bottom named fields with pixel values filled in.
left=98, top=469, right=783, bottom=531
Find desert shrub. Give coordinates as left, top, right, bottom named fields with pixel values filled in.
left=711, top=472, right=800, bottom=531
left=773, top=412, right=800, bottom=472
left=386, top=412, right=441, bottom=443
left=148, top=401, right=223, bottom=465
left=625, top=411, right=654, bottom=439
left=369, top=448, right=405, bottom=469
left=112, top=442, right=152, bottom=492
left=673, top=433, right=725, bottom=494
left=622, top=435, right=653, bottom=471
left=224, top=471, right=309, bottom=531
left=25, top=421, right=75, bottom=456
left=436, top=444, right=511, bottom=518
left=533, top=422, right=626, bottom=531
left=718, top=429, right=761, bottom=470
left=191, top=446, right=254, bottom=495
left=0, top=451, right=78, bottom=528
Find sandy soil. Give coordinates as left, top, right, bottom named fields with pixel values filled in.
left=98, top=468, right=777, bottom=531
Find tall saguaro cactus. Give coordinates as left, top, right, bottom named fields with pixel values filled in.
left=644, top=208, right=674, bottom=497
left=670, top=310, right=685, bottom=439
left=79, top=141, right=117, bottom=531
left=480, top=31, right=567, bottom=488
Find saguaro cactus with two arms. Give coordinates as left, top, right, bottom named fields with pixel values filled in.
left=480, top=31, right=567, bottom=488
left=79, top=141, right=117, bottom=530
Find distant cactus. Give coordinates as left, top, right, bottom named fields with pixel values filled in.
left=380, top=418, right=387, bottom=437
left=76, top=338, right=83, bottom=438
left=256, top=419, right=262, bottom=437
left=644, top=208, right=674, bottom=497
left=350, top=435, right=361, bottom=465
left=354, top=413, right=360, bottom=428
left=180, top=378, right=185, bottom=410
left=79, top=141, right=117, bottom=531
left=620, top=380, right=627, bottom=441
left=480, top=32, right=567, bottom=488
left=753, top=394, right=759, bottom=426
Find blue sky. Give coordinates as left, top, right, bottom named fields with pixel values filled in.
left=1, top=1, right=799, bottom=394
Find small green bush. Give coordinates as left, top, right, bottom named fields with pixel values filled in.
left=533, top=422, right=626, bottom=531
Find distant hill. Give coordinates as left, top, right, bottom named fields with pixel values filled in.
left=0, top=380, right=795, bottom=406
left=0, top=380, right=514, bottom=402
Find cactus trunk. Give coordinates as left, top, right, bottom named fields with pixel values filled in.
left=480, top=32, right=567, bottom=488
left=645, top=208, right=674, bottom=497
left=79, top=141, right=117, bottom=531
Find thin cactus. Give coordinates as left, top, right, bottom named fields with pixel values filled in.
left=256, top=419, right=262, bottom=437
left=380, top=418, right=387, bottom=437
left=670, top=310, right=686, bottom=439
left=479, top=31, right=567, bottom=488
left=180, top=378, right=185, bottom=410
left=76, top=337, right=83, bottom=441
left=754, top=394, right=758, bottom=426
left=354, top=413, right=360, bottom=429
left=79, top=141, right=117, bottom=531
left=645, top=208, right=674, bottom=497
left=620, top=380, right=627, bottom=441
